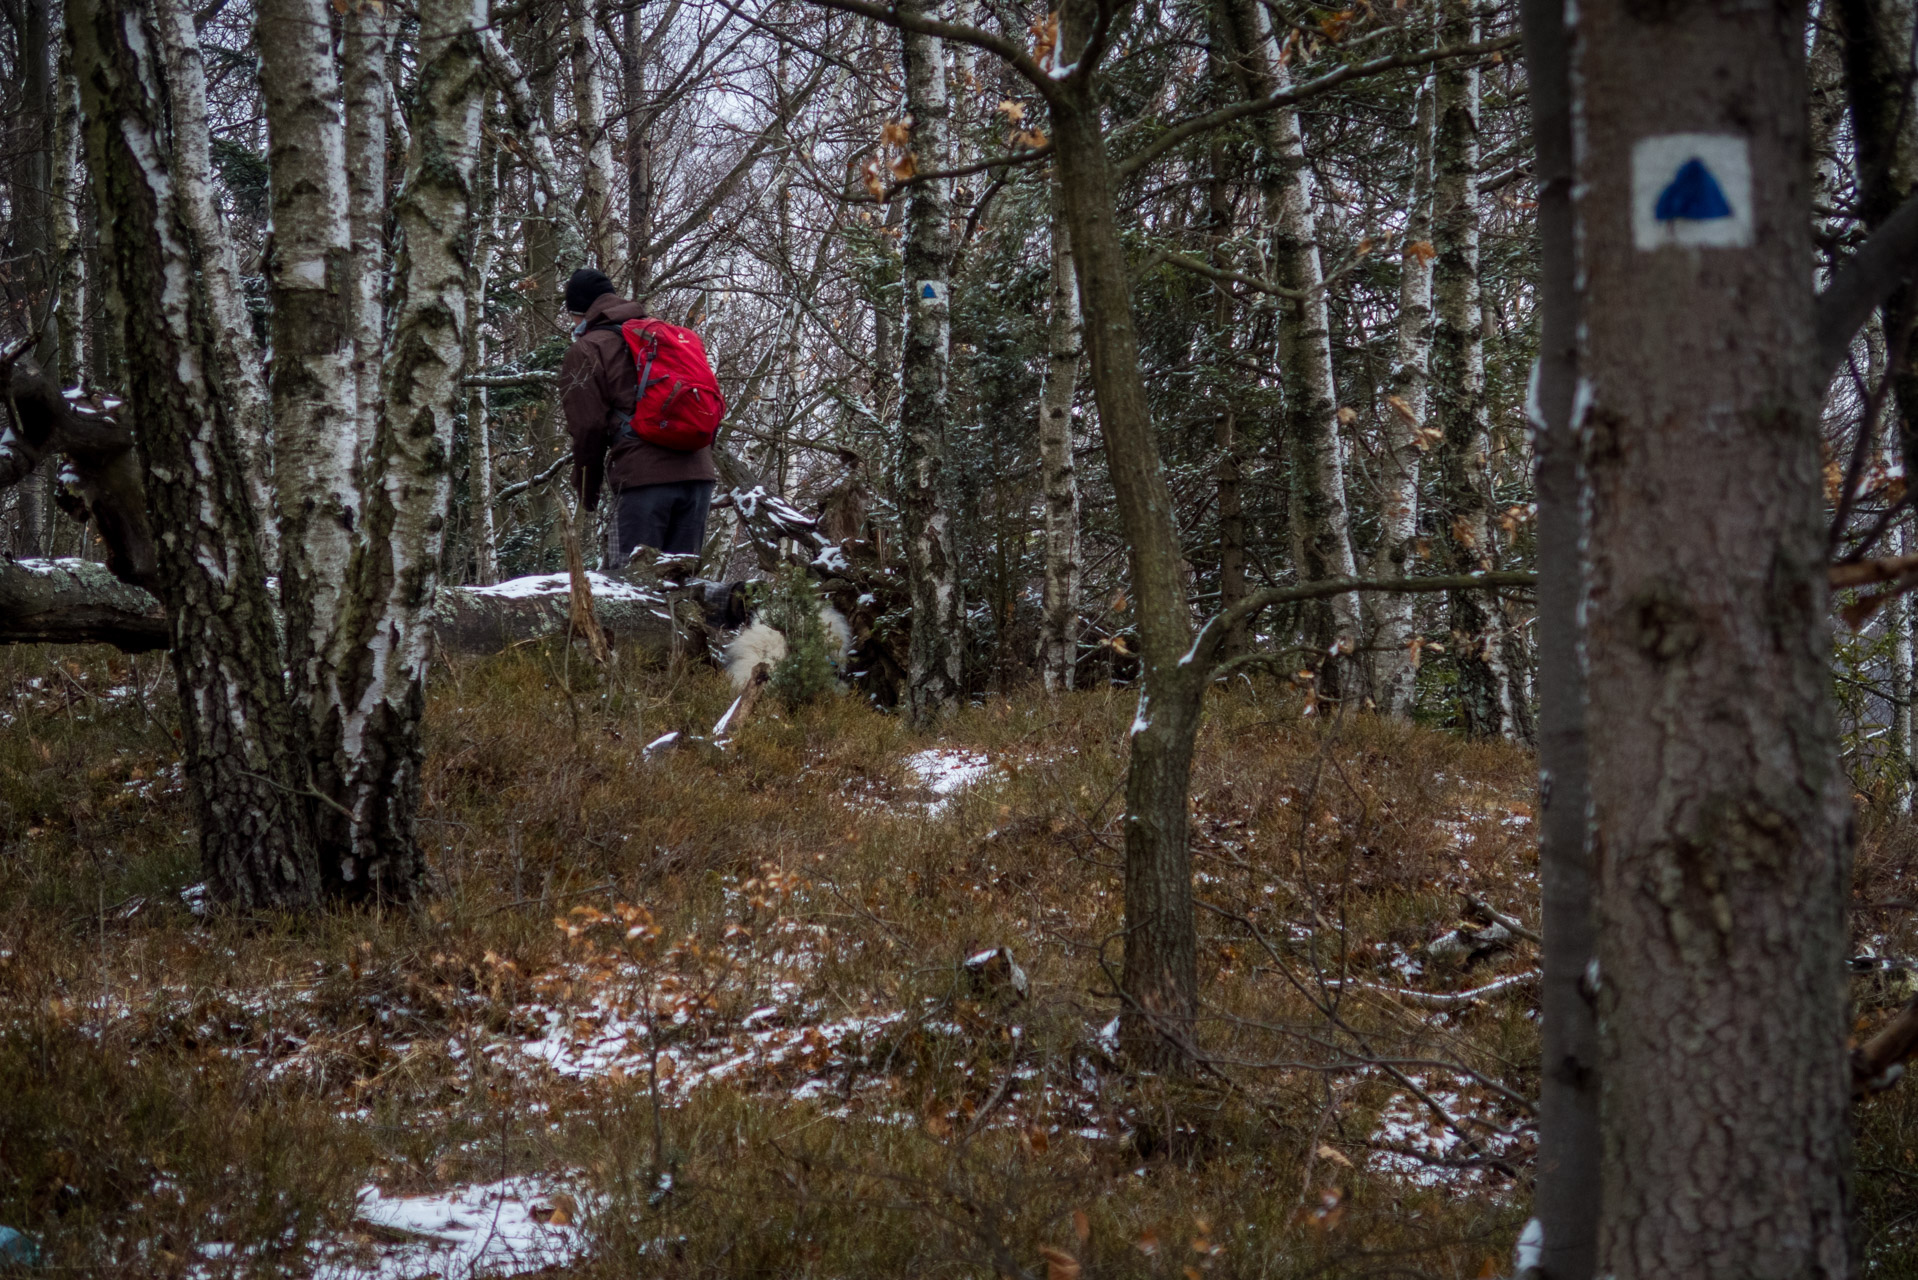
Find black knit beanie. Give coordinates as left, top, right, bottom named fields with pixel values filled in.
left=564, top=267, right=617, bottom=314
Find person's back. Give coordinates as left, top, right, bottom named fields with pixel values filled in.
left=558, top=268, right=716, bottom=563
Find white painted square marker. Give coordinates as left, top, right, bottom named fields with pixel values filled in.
left=1631, top=133, right=1753, bottom=251
left=917, top=279, right=946, bottom=305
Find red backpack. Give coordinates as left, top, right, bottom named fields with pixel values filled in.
left=611, top=317, right=725, bottom=452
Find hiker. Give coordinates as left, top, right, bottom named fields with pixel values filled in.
left=560, top=267, right=721, bottom=565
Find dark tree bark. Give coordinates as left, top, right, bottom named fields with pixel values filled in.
left=1048, top=35, right=1203, bottom=1068
left=1577, top=2, right=1852, bottom=1274
left=0, top=361, right=154, bottom=588
left=9, top=0, right=58, bottom=556
left=1837, top=0, right=1918, bottom=478
left=68, top=0, right=321, bottom=910
left=1519, top=0, right=1597, bottom=1274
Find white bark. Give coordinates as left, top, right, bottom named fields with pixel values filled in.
left=51, top=26, right=84, bottom=384
left=567, top=0, right=622, bottom=269
left=69, top=0, right=319, bottom=907
left=1371, top=69, right=1438, bottom=718
left=1228, top=0, right=1360, bottom=690
left=1896, top=511, right=1914, bottom=814
left=344, top=2, right=390, bottom=469
left=1431, top=0, right=1512, bottom=737
left=479, top=26, right=588, bottom=267
left=258, top=0, right=359, bottom=722
left=328, top=0, right=487, bottom=895
left=897, top=0, right=963, bottom=723
left=1038, top=170, right=1083, bottom=692
left=154, top=0, right=276, bottom=570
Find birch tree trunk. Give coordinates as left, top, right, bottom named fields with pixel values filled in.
left=1222, top=0, right=1361, bottom=704
left=471, top=110, right=501, bottom=586
left=568, top=0, right=622, bottom=269
left=897, top=0, right=963, bottom=724
left=1371, top=70, right=1437, bottom=719
left=52, top=35, right=86, bottom=386
left=1431, top=0, right=1511, bottom=738
left=1037, top=171, right=1083, bottom=692
left=621, top=0, right=657, bottom=294
left=1577, top=2, right=1852, bottom=1272
left=1894, top=492, right=1913, bottom=814
left=10, top=0, right=54, bottom=555
left=343, top=1, right=391, bottom=469
left=154, top=0, right=276, bottom=571
left=68, top=0, right=320, bottom=910
left=327, top=0, right=487, bottom=901
left=258, top=0, right=359, bottom=759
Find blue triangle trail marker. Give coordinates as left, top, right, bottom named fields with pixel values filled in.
left=1631, top=134, right=1752, bottom=249
left=1654, top=158, right=1733, bottom=222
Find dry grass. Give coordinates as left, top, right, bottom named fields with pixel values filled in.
left=6, top=639, right=1911, bottom=1275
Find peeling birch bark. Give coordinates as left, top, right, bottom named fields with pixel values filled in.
left=567, top=0, right=623, bottom=269
left=1222, top=0, right=1361, bottom=701
left=325, top=0, right=489, bottom=901
left=153, top=0, right=276, bottom=572
left=897, top=0, right=964, bottom=724
left=68, top=0, right=320, bottom=909
left=258, top=0, right=360, bottom=759
left=479, top=26, right=589, bottom=267
left=51, top=35, right=85, bottom=385
left=1037, top=170, right=1083, bottom=693
left=1371, top=69, right=1437, bottom=718
left=1431, top=0, right=1512, bottom=738
left=343, top=1, right=391, bottom=470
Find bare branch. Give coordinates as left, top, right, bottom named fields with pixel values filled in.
left=1113, top=34, right=1522, bottom=180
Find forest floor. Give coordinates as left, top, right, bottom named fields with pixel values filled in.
left=5, top=641, right=1918, bottom=1278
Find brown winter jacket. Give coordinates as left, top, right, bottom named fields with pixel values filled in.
left=561, top=293, right=716, bottom=510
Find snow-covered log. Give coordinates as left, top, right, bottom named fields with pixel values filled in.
left=429, top=576, right=679, bottom=657
left=0, top=559, right=679, bottom=659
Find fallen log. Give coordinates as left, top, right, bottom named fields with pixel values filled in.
left=0, top=558, right=685, bottom=659
left=0, top=557, right=169, bottom=650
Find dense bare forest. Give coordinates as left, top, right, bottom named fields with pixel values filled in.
left=6, top=0, right=1918, bottom=1274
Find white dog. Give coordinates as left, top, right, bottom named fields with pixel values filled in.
left=724, top=605, right=853, bottom=690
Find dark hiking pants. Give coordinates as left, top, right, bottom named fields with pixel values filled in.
left=610, top=480, right=714, bottom=562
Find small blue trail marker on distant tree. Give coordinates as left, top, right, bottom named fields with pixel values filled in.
left=1631, top=134, right=1753, bottom=249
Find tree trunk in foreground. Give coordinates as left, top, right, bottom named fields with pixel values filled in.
left=154, top=0, right=275, bottom=571
left=1050, top=54, right=1202, bottom=1068
left=897, top=0, right=964, bottom=725
left=69, top=0, right=320, bottom=910
left=1372, top=69, right=1437, bottom=719
left=258, top=0, right=360, bottom=763
left=1577, top=3, right=1852, bottom=1274
left=343, top=1, right=391, bottom=470
left=1038, top=169, right=1083, bottom=692
left=1520, top=0, right=1597, bottom=1273
left=325, top=0, right=487, bottom=902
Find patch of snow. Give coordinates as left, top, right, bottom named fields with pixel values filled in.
left=312, top=1176, right=590, bottom=1279
left=903, top=749, right=992, bottom=814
